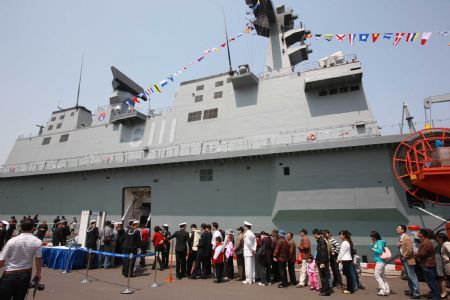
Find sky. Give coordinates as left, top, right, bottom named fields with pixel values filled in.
left=0, top=0, right=449, bottom=164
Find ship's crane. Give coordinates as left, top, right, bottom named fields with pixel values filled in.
left=394, top=94, right=450, bottom=206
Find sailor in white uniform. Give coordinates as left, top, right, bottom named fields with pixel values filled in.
left=243, top=221, right=256, bottom=284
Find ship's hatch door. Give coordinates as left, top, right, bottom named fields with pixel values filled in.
left=122, top=187, right=151, bottom=226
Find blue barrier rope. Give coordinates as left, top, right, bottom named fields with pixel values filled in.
left=78, top=248, right=155, bottom=258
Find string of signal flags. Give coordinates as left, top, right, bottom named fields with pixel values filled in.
left=129, top=26, right=449, bottom=103
left=306, top=31, right=450, bottom=47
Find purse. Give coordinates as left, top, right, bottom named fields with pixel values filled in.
left=380, top=246, right=392, bottom=260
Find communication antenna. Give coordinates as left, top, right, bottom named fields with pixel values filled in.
left=76, top=53, right=84, bottom=108
left=223, top=10, right=234, bottom=76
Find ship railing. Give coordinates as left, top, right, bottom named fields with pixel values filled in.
left=258, top=54, right=358, bottom=80
left=1, top=122, right=382, bottom=175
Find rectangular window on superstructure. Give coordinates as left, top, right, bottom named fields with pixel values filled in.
left=187, top=111, right=202, bottom=122
left=59, top=115, right=65, bottom=120
left=194, top=95, right=203, bottom=102
left=48, top=125, right=53, bottom=130
left=200, top=169, right=213, bottom=182
left=350, top=85, right=360, bottom=92
left=339, top=87, right=349, bottom=93
left=215, top=80, right=223, bottom=87
left=56, top=123, right=62, bottom=129
left=196, top=84, right=204, bottom=91
left=203, top=108, right=218, bottom=120
left=214, top=91, right=223, bottom=99
left=59, top=134, right=69, bottom=143
left=42, top=137, right=51, bottom=145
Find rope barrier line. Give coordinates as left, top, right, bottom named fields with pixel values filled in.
left=77, top=247, right=155, bottom=258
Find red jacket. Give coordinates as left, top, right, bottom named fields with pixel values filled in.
left=152, top=232, right=164, bottom=247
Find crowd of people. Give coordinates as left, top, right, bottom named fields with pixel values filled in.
left=1, top=216, right=450, bottom=299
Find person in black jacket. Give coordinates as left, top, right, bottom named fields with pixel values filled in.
left=313, top=228, right=333, bottom=296
left=167, top=222, right=190, bottom=279
left=0, top=221, right=7, bottom=251
left=35, top=220, right=48, bottom=241
left=122, top=220, right=142, bottom=277
left=85, top=220, right=99, bottom=268
left=52, top=222, right=64, bottom=246
left=191, top=223, right=207, bottom=279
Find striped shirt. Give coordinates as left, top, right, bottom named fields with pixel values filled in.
left=329, top=237, right=340, bottom=256
left=0, top=233, right=42, bottom=271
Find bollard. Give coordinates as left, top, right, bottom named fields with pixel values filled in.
left=62, top=244, right=71, bottom=274
left=81, top=249, right=92, bottom=284
left=121, top=253, right=135, bottom=294
left=150, top=251, right=160, bottom=288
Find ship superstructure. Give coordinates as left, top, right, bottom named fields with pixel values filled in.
left=1, top=0, right=448, bottom=255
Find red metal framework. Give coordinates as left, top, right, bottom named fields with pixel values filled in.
left=393, top=128, right=450, bottom=206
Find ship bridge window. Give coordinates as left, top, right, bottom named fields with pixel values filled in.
left=59, top=134, right=69, bottom=143
left=42, top=137, right=51, bottom=145
left=59, top=115, right=65, bottom=120
left=318, top=90, right=328, bottom=97
left=214, top=91, right=223, bottom=99
left=51, top=117, right=56, bottom=121
left=194, top=95, right=203, bottom=102
left=48, top=125, right=53, bottom=130
left=200, top=169, right=213, bottom=182
left=188, top=111, right=202, bottom=122
left=196, top=84, right=204, bottom=91
left=215, top=80, right=223, bottom=87
left=350, top=85, right=360, bottom=91
left=203, top=108, right=218, bottom=120
left=56, top=123, right=62, bottom=129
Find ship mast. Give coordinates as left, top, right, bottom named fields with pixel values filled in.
left=75, top=53, right=84, bottom=108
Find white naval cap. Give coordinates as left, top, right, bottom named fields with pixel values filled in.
left=1, top=220, right=8, bottom=225
left=244, top=221, right=252, bottom=226
left=163, top=224, right=169, bottom=227
left=90, top=220, right=97, bottom=224
left=179, top=222, right=187, bottom=227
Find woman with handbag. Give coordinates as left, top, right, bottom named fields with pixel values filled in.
left=370, top=231, right=391, bottom=296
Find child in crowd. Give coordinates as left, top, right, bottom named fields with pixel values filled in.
left=307, top=255, right=320, bottom=291
left=212, top=236, right=225, bottom=283
left=224, top=230, right=235, bottom=280
left=353, top=249, right=366, bottom=290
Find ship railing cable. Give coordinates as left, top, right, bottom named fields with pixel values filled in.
left=2, top=118, right=450, bottom=175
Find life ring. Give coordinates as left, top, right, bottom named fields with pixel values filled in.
left=307, top=134, right=316, bottom=141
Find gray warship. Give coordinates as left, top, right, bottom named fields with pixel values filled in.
left=1, top=0, right=448, bottom=254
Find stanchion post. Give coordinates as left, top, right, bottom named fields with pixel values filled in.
left=150, top=251, right=160, bottom=288
left=121, top=253, right=135, bottom=294
left=62, top=244, right=71, bottom=274
left=81, top=249, right=92, bottom=284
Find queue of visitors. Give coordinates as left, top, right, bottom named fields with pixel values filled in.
left=1, top=217, right=450, bottom=299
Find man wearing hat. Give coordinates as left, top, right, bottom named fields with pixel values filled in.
left=243, top=221, right=256, bottom=284
left=162, top=224, right=171, bottom=269
left=234, top=226, right=245, bottom=281
left=167, top=222, right=190, bottom=279
left=0, top=221, right=8, bottom=251
left=122, top=220, right=141, bottom=277
left=85, top=220, right=99, bottom=269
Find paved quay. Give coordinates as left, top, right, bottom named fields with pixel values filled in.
left=14, top=262, right=435, bottom=300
